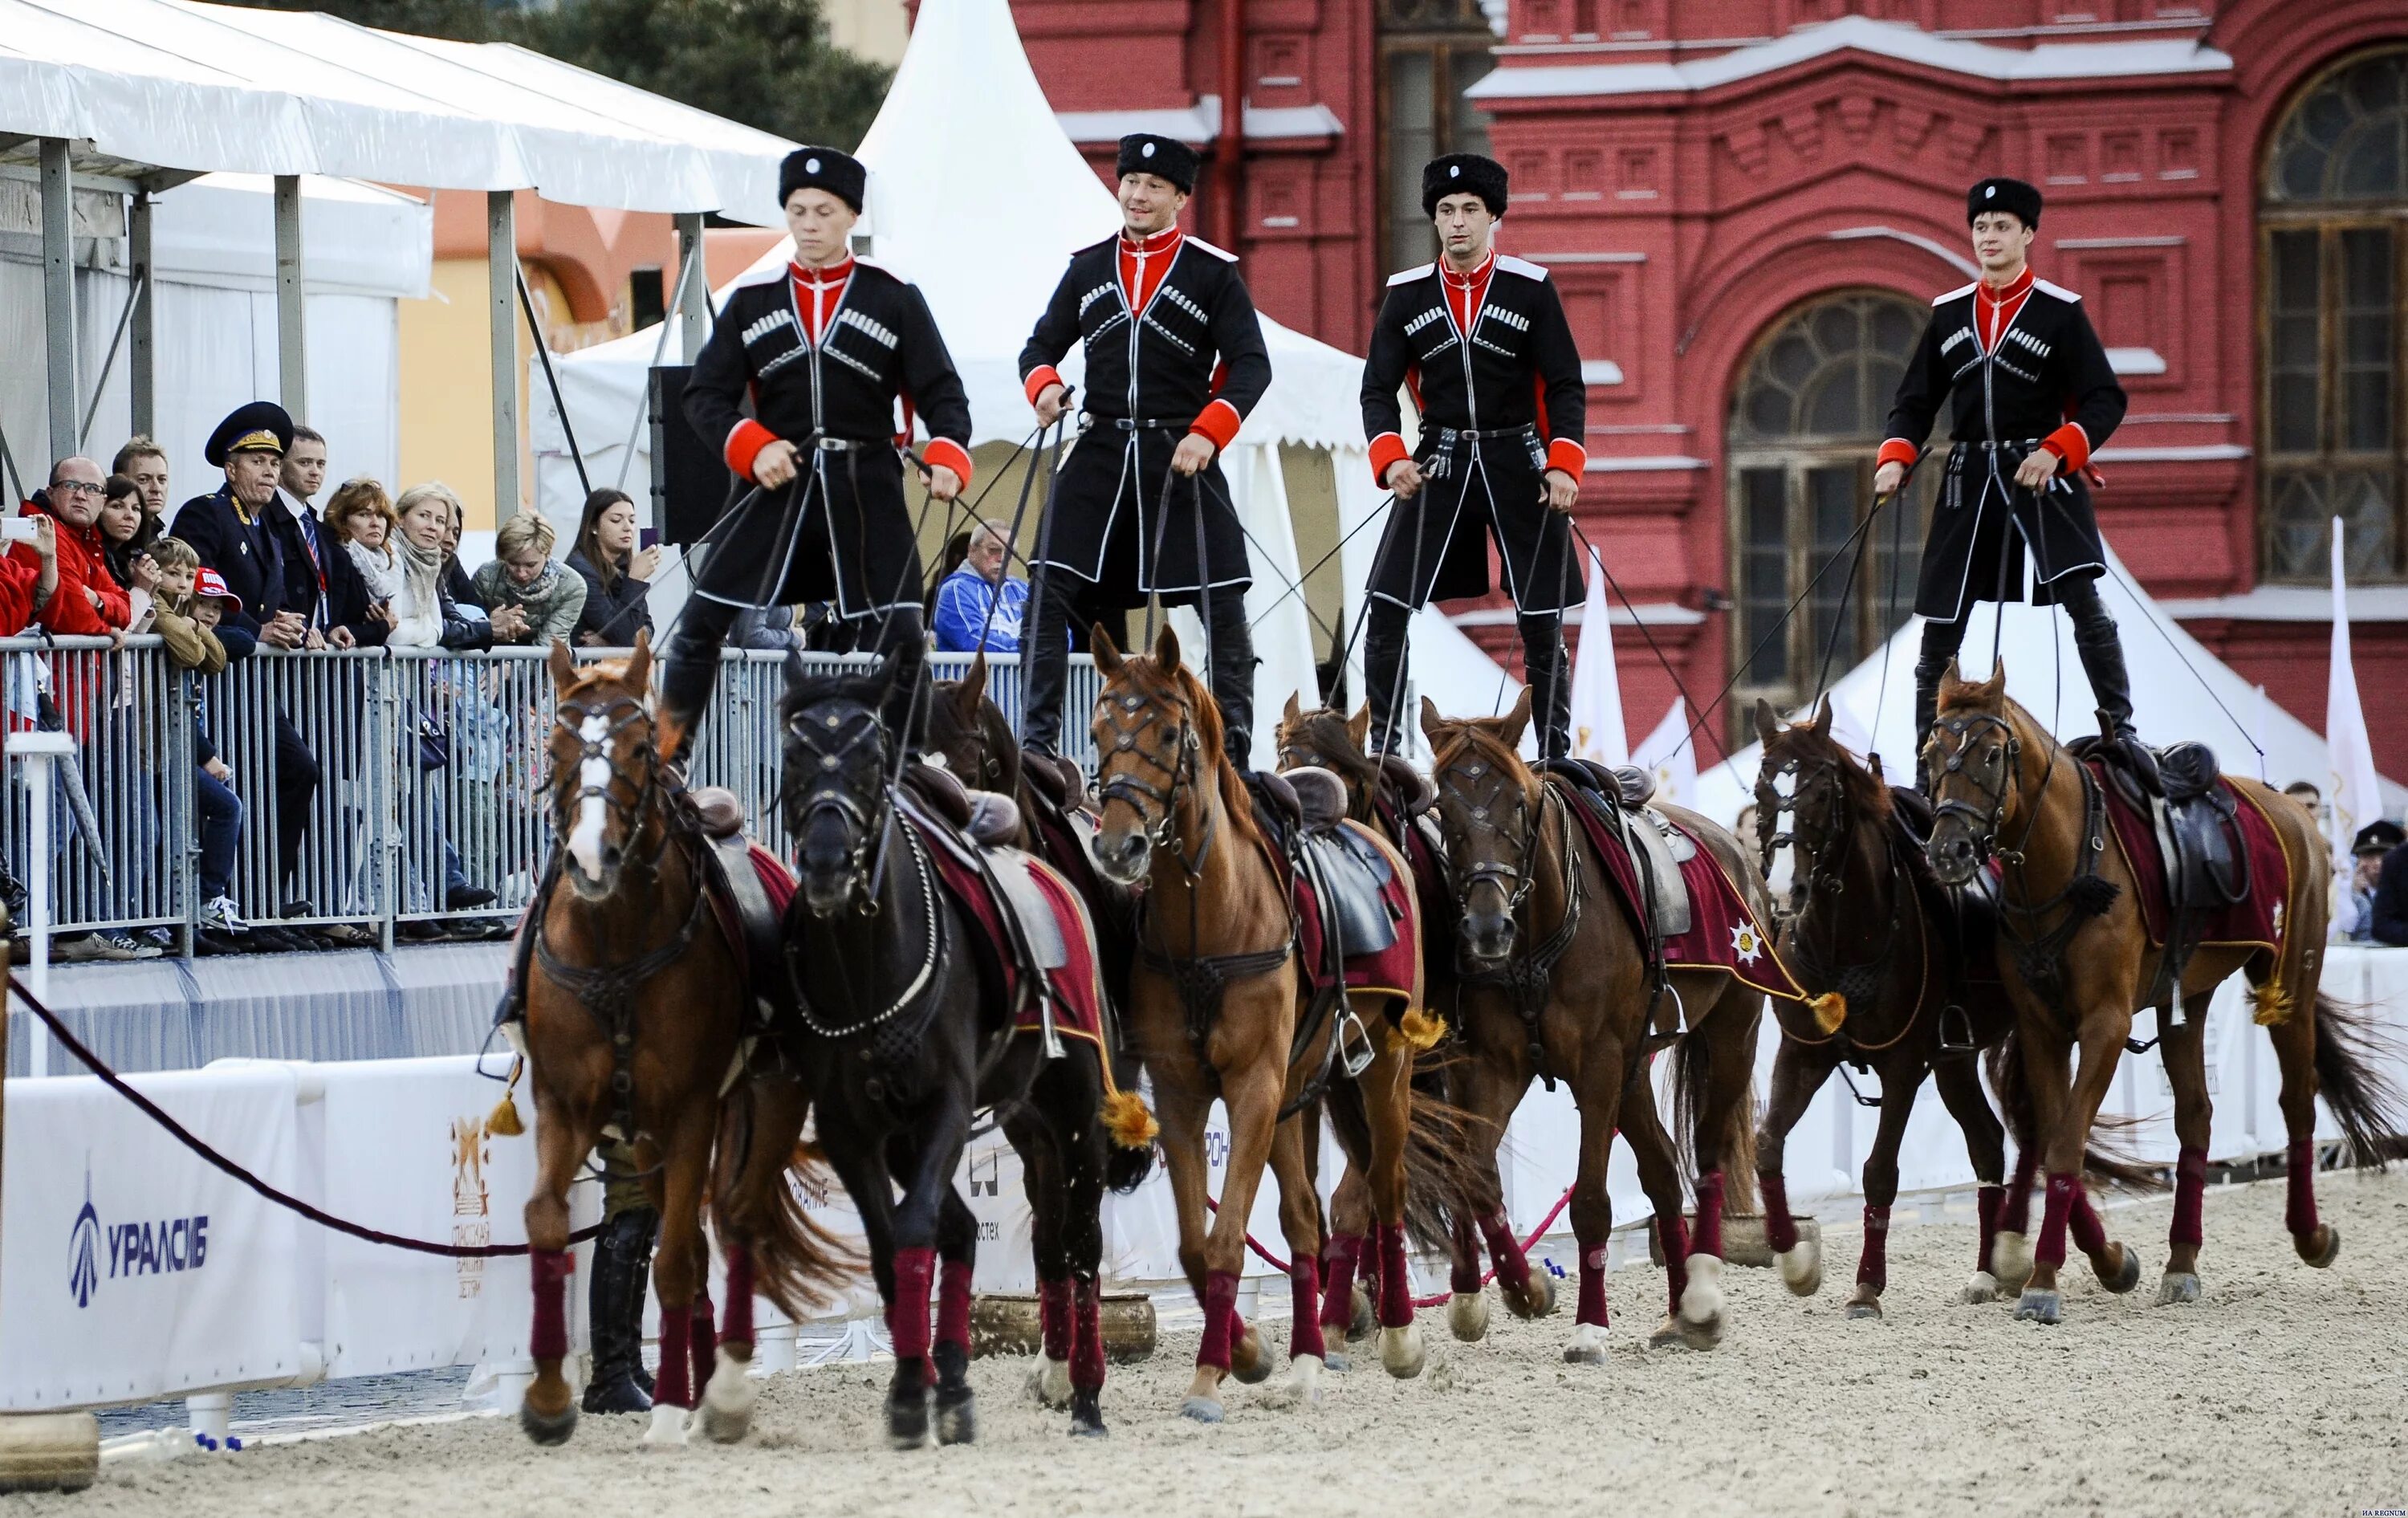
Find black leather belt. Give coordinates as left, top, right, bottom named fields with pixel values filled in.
left=1093, top=416, right=1186, bottom=433
left=811, top=435, right=883, bottom=452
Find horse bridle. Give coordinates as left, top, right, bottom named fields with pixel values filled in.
left=1096, top=685, right=1215, bottom=878
left=1925, top=710, right=2029, bottom=869
left=549, top=690, right=667, bottom=879
left=785, top=697, right=896, bottom=915
left=1759, top=742, right=1918, bottom=1050
left=1432, top=748, right=1548, bottom=929
left=1758, top=747, right=1855, bottom=904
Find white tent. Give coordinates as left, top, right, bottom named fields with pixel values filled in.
left=532, top=0, right=1518, bottom=765
left=1693, top=541, right=2407, bottom=827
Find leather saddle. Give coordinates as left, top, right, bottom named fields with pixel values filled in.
left=2073, top=738, right=2249, bottom=1020
left=1540, top=758, right=1694, bottom=935
left=687, top=786, right=791, bottom=1026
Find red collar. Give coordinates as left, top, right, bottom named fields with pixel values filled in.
left=790, top=256, right=855, bottom=287
left=1120, top=226, right=1182, bottom=257
left=1977, top=266, right=2034, bottom=305
left=1439, top=249, right=1496, bottom=291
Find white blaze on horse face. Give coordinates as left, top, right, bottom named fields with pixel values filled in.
left=568, top=711, right=612, bottom=881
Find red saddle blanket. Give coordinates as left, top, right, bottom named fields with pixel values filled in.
left=1290, top=821, right=1421, bottom=1004
left=697, top=840, right=798, bottom=991
left=2087, top=762, right=2290, bottom=951
left=922, top=828, right=1108, bottom=1045
left=1558, top=789, right=1804, bottom=1003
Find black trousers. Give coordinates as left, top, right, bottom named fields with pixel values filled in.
left=1365, top=602, right=1571, bottom=761
left=273, top=711, right=318, bottom=901
left=1022, top=569, right=1255, bottom=763
left=1914, top=570, right=2135, bottom=748
left=663, top=597, right=929, bottom=759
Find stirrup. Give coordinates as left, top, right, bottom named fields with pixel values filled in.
left=1337, top=1010, right=1377, bottom=1079
left=1936, top=1003, right=1975, bottom=1054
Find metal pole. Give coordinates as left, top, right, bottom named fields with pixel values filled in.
left=490, top=191, right=522, bottom=523
left=275, top=174, right=307, bottom=418
left=130, top=189, right=155, bottom=439
left=7, top=733, right=70, bottom=1078
left=674, top=211, right=709, bottom=364
left=40, top=138, right=77, bottom=467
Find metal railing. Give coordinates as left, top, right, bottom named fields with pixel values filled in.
left=0, top=637, right=1098, bottom=951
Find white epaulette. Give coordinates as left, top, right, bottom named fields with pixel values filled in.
left=1932, top=281, right=1977, bottom=305
left=1185, top=236, right=1238, bottom=262
left=1386, top=262, right=1435, bottom=287
left=1495, top=254, right=1550, bottom=281
left=730, top=263, right=787, bottom=290
left=2032, top=278, right=2081, bottom=303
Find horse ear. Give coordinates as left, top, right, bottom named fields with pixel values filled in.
left=1283, top=690, right=1304, bottom=729
left=955, top=650, right=990, bottom=716
left=1153, top=619, right=1182, bottom=672
left=1499, top=685, right=1534, bottom=749
left=548, top=637, right=576, bottom=691
left=1809, top=694, right=1832, bottom=738
left=1092, top=625, right=1123, bottom=674
left=877, top=645, right=909, bottom=690
left=1418, top=695, right=1444, bottom=746
left=1348, top=704, right=1372, bottom=752
left=1753, top=697, right=1780, bottom=745
left=1983, top=658, right=2007, bottom=698
left=624, top=625, right=651, bottom=694
left=783, top=648, right=808, bottom=690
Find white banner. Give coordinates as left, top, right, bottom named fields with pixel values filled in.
left=1, top=1062, right=304, bottom=1410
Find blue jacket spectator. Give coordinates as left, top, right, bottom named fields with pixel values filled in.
left=932, top=521, right=1028, bottom=653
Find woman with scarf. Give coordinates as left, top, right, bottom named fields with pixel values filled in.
left=472, top=512, right=586, bottom=647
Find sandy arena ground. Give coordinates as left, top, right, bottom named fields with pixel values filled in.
left=31, top=1170, right=2408, bottom=1518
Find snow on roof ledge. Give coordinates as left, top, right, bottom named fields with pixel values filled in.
left=1467, top=16, right=2234, bottom=100
left=1057, top=96, right=1344, bottom=144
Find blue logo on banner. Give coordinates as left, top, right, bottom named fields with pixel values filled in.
left=63, top=1155, right=211, bottom=1307
left=68, top=1161, right=100, bottom=1308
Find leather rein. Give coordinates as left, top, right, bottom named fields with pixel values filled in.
left=1435, top=751, right=1584, bottom=1085
left=1758, top=748, right=1923, bottom=1053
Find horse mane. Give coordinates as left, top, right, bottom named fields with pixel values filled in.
left=1767, top=724, right=1893, bottom=828
left=1288, top=707, right=1381, bottom=793
left=1114, top=651, right=1261, bottom=849
left=779, top=667, right=886, bottom=726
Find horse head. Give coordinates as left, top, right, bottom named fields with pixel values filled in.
left=1922, top=660, right=2022, bottom=888
left=1088, top=622, right=1221, bottom=887
left=546, top=632, right=659, bottom=901
left=781, top=647, right=904, bottom=918
left=926, top=649, right=1018, bottom=797
left=1275, top=693, right=1380, bottom=817
left=1754, top=695, right=1889, bottom=901
left=1422, top=688, right=1544, bottom=965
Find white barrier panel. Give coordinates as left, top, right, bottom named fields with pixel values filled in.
left=1, top=1064, right=304, bottom=1410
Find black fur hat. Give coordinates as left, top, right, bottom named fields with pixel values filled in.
left=779, top=147, right=867, bottom=214
left=1967, top=176, right=2042, bottom=228
left=1422, top=153, right=1509, bottom=219
left=1117, top=133, right=1200, bottom=194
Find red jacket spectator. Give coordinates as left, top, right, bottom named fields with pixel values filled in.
left=10, top=494, right=129, bottom=635
left=0, top=550, right=40, bottom=636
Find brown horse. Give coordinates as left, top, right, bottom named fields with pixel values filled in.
left=1923, top=662, right=2401, bottom=1322
left=1418, top=696, right=1767, bottom=1359
left=1091, top=623, right=1429, bottom=1419
left=518, top=635, right=849, bottom=1447
left=1751, top=696, right=2020, bottom=1317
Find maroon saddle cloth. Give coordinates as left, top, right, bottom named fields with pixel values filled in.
left=917, top=816, right=1108, bottom=1044
left=2087, top=759, right=2289, bottom=952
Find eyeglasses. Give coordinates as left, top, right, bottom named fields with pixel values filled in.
left=47, top=480, right=102, bottom=499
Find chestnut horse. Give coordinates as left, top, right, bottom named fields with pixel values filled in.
left=1924, top=663, right=2401, bottom=1322
left=1090, top=624, right=1429, bottom=1420
left=518, top=635, right=851, bottom=1448
left=1419, top=695, right=1767, bottom=1359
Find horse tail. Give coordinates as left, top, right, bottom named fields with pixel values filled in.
left=741, top=1146, right=863, bottom=1322
left=1666, top=1023, right=1761, bottom=1216
left=1983, top=1025, right=2165, bottom=1191
left=1985, top=1026, right=2036, bottom=1152
left=2312, top=992, right=2407, bottom=1170
left=1328, top=1044, right=1491, bottom=1254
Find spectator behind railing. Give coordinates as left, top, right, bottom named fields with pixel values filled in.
left=567, top=488, right=657, bottom=648
left=268, top=425, right=375, bottom=652
left=16, top=458, right=132, bottom=637
left=932, top=517, right=1029, bottom=653
left=154, top=557, right=255, bottom=953
left=388, top=484, right=494, bottom=652
left=112, top=435, right=173, bottom=538
left=473, top=511, right=586, bottom=647
left=326, top=478, right=402, bottom=626
left=97, top=474, right=163, bottom=630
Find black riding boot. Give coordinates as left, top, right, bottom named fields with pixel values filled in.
left=1019, top=570, right=1079, bottom=756
left=1914, top=617, right=1967, bottom=794
left=1518, top=611, right=1572, bottom=761
left=2060, top=580, right=2158, bottom=792
left=659, top=596, right=742, bottom=767
left=1202, top=592, right=1258, bottom=767
left=1362, top=599, right=1413, bottom=758
left=582, top=1205, right=657, bottom=1414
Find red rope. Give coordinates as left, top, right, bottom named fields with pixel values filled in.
left=1200, top=1185, right=1579, bottom=1308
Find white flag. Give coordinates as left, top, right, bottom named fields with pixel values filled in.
left=2328, top=515, right=2384, bottom=873
left=1568, top=546, right=1628, bottom=765
left=1633, top=698, right=1696, bottom=809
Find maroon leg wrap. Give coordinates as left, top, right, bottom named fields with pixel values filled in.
left=2170, top=1146, right=2207, bottom=1249
left=1039, top=1277, right=1073, bottom=1362
left=1196, top=1269, right=1241, bottom=1371
left=528, top=1247, right=572, bottom=1361
left=2036, top=1172, right=2077, bottom=1268
left=1449, top=1216, right=1482, bottom=1295
left=936, top=1259, right=974, bottom=1354
left=1690, top=1171, right=1727, bottom=1260
left=721, top=1244, right=755, bottom=1353
left=688, top=1291, right=715, bottom=1401
left=2286, top=1137, right=2320, bottom=1238
left=1376, top=1222, right=1413, bottom=1328
left=1856, top=1205, right=1891, bottom=1290
left=1658, top=1212, right=1690, bottom=1316
left=887, top=1246, right=937, bottom=1369
left=1976, top=1184, right=2005, bottom=1273
left=1576, top=1243, right=1609, bottom=1328
left=1760, top=1173, right=1798, bottom=1255
left=2002, top=1149, right=2038, bottom=1235
left=1289, top=1259, right=1327, bottom=1361
left=2068, top=1184, right=2108, bottom=1258
left=1070, top=1277, right=1107, bottom=1390
left=1317, top=1233, right=1360, bottom=1331
left=655, top=1296, right=694, bottom=1409
left=1479, top=1212, right=1532, bottom=1296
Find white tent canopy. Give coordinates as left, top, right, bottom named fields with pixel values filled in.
left=0, top=0, right=794, bottom=219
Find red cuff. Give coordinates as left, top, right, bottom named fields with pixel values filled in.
left=725, top=420, right=779, bottom=481
left=1875, top=437, right=1920, bottom=472
left=1189, top=399, right=1243, bottom=454
left=1545, top=438, right=1588, bottom=477
left=1023, top=364, right=1064, bottom=408
left=924, top=437, right=975, bottom=490
left=1369, top=432, right=1410, bottom=487
left=2039, top=422, right=2090, bottom=474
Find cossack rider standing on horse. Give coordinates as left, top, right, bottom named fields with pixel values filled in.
left=1877, top=177, right=2146, bottom=787
left=1016, top=132, right=1274, bottom=766
left=665, top=145, right=976, bottom=762
left=1359, top=153, right=1589, bottom=761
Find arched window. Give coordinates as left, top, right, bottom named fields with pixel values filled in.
left=1726, top=291, right=1938, bottom=732
left=2261, top=47, right=2408, bottom=582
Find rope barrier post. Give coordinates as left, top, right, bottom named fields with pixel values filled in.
left=6, top=731, right=71, bottom=1080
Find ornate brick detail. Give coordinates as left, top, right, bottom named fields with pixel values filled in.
left=1778, top=107, right=1824, bottom=158
left=1892, top=104, right=1936, bottom=153
left=1836, top=94, right=1877, bottom=140
left=1721, top=122, right=1769, bottom=175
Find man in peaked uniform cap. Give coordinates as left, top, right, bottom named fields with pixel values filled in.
left=1875, top=175, right=2145, bottom=787
left=1357, top=152, right=1589, bottom=759
left=1015, top=131, right=1274, bottom=764
left=667, top=144, right=974, bottom=761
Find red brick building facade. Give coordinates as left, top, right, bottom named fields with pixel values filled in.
left=1011, top=0, right=2408, bottom=775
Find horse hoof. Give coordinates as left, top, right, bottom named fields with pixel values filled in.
left=1322, top=1349, right=1351, bottom=1373
left=1561, top=1323, right=1609, bottom=1365
left=519, top=1399, right=578, bottom=1447
left=2102, top=1245, right=2143, bottom=1294
left=1845, top=1287, right=1883, bottom=1321
left=2013, top=1288, right=2062, bottom=1325
left=1503, top=1270, right=1558, bottom=1321
left=641, top=1403, right=689, bottom=1449
left=1647, top=1314, right=1685, bottom=1349
left=1959, top=1270, right=2000, bottom=1304
left=1776, top=1239, right=1823, bottom=1297
left=1179, top=1396, right=1225, bottom=1425
left=1677, top=1256, right=1726, bottom=1350
left=1229, top=1325, right=1272, bottom=1385
left=1447, top=1290, right=1490, bottom=1343
left=1991, top=1231, right=2035, bottom=1294
left=885, top=1389, right=929, bottom=1451
left=2300, top=1223, right=2341, bottom=1269
left=1265, top=1353, right=1323, bottom=1409
left=699, top=1348, right=756, bottom=1445
left=1027, top=1354, right=1072, bottom=1410
left=2156, top=1271, right=2201, bottom=1306
left=1348, top=1285, right=1375, bottom=1341
left=934, top=1390, right=976, bottom=1447
left=1069, top=1388, right=1107, bottom=1438
left=1380, top=1322, right=1426, bottom=1380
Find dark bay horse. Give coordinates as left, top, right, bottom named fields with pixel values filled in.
left=1420, top=695, right=1766, bottom=1359
left=1090, top=625, right=1432, bottom=1419
left=1924, top=663, right=2401, bottom=1322
left=780, top=653, right=1153, bottom=1443
left=519, top=635, right=851, bottom=1449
